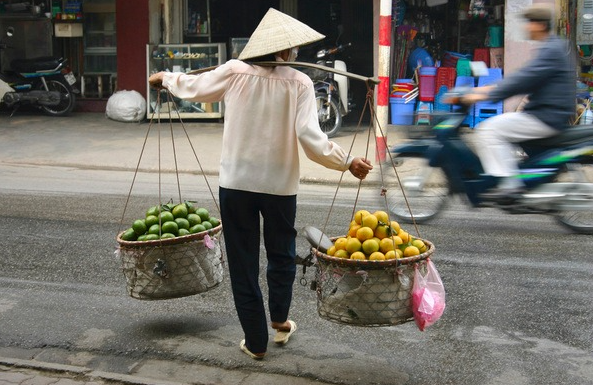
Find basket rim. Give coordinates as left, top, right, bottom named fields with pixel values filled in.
left=313, top=237, right=434, bottom=267
left=116, top=223, right=222, bottom=248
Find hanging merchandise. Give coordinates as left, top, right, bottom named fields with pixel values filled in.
left=468, top=0, right=488, bottom=19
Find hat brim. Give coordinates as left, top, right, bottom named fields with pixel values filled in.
left=238, top=8, right=325, bottom=61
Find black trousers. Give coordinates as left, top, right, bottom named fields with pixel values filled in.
left=219, top=187, right=297, bottom=354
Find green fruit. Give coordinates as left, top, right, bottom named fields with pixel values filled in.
left=161, top=221, right=179, bottom=235
left=148, top=224, right=161, bottom=235
left=189, top=224, right=206, bottom=234
left=202, top=221, right=213, bottom=230
left=159, top=211, right=175, bottom=223
left=145, top=234, right=159, bottom=241
left=160, top=233, right=176, bottom=239
left=175, top=217, right=190, bottom=230
left=145, top=215, right=159, bottom=228
left=121, top=228, right=137, bottom=241
left=187, top=213, right=202, bottom=226
left=132, top=219, right=147, bottom=235
left=178, top=228, right=190, bottom=236
left=146, top=206, right=159, bottom=217
left=185, top=201, right=197, bottom=214
left=137, top=234, right=148, bottom=242
left=208, top=217, right=220, bottom=227
left=195, top=208, right=210, bottom=222
left=172, top=204, right=188, bottom=218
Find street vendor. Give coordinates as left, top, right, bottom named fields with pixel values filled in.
left=148, top=8, right=373, bottom=360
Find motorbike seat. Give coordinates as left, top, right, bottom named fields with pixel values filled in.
left=521, top=125, right=593, bottom=149
left=10, top=57, right=64, bottom=73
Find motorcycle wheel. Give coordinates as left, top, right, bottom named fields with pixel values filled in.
left=384, top=157, right=449, bottom=223
left=315, top=92, right=341, bottom=138
left=554, top=163, right=593, bottom=234
left=37, top=79, right=76, bottom=116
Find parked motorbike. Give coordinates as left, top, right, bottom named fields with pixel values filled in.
left=384, top=88, right=593, bottom=234
left=0, top=27, right=77, bottom=116
left=302, top=42, right=352, bottom=138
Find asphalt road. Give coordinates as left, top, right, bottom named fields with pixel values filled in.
left=0, top=164, right=592, bottom=385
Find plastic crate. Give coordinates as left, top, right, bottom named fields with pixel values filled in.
left=473, top=48, right=490, bottom=67
left=477, top=68, right=502, bottom=87
left=434, top=85, right=451, bottom=112
left=453, top=76, right=476, bottom=128
left=419, top=67, right=437, bottom=102
left=435, top=67, right=456, bottom=92
left=456, top=58, right=472, bottom=77
left=442, top=51, right=472, bottom=68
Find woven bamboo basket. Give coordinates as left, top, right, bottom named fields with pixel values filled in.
left=116, top=224, right=224, bottom=300
left=312, top=238, right=434, bottom=326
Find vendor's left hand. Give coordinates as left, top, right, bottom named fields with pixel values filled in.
left=148, top=72, right=165, bottom=89
left=349, top=157, right=373, bottom=180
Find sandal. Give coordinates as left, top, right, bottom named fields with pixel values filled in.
left=240, top=339, right=265, bottom=360
left=273, top=320, right=297, bottom=345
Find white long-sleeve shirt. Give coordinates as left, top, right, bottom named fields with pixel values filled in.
left=162, top=59, right=352, bottom=195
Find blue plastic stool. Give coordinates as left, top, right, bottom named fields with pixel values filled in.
left=415, top=101, right=433, bottom=125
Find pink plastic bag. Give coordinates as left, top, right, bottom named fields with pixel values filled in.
left=412, top=259, right=446, bottom=331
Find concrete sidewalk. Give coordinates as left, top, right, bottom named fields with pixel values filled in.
left=0, top=112, right=412, bottom=187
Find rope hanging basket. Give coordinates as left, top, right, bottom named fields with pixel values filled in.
left=114, top=87, right=226, bottom=301
left=116, top=225, right=224, bottom=300
left=312, top=238, right=434, bottom=326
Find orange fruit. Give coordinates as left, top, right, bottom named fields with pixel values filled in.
left=403, top=245, right=420, bottom=257
left=379, top=237, right=396, bottom=253
left=395, top=249, right=404, bottom=258
left=327, top=245, right=336, bottom=256
left=348, top=224, right=361, bottom=238
left=356, top=226, right=374, bottom=242
left=361, top=239, right=380, bottom=255
left=369, top=251, right=386, bottom=261
left=373, top=210, right=389, bottom=224
left=345, top=237, right=362, bottom=254
left=361, top=214, right=379, bottom=230
left=334, top=237, right=348, bottom=251
left=390, top=220, right=401, bottom=234
left=353, top=210, right=371, bottom=225
left=391, top=235, right=403, bottom=246
left=374, top=224, right=390, bottom=239
left=384, top=250, right=397, bottom=260
left=350, top=251, right=366, bottom=260
left=398, top=230, right=411, bottom=244
left=334, top=249, right=350, bottom=259
left=412, top=239, right=427, bottom=253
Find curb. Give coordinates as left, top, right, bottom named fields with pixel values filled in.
left=0, top=356, right=189, bottom=385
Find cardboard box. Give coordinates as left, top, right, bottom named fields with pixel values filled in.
left=489, top=48, right=504, bottom=69
left=54, top=23, right=83, bottom=38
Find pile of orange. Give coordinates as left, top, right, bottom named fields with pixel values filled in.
left=326, top=210, right=427, bottom=261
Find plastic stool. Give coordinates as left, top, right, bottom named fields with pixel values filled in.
left=415, top=101, right=433, bottom=125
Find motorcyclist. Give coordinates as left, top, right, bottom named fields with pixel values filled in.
left=461, top=4, right=576, bottom=201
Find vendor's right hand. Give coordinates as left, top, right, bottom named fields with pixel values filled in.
left=148, top=72, right=165, bottom=89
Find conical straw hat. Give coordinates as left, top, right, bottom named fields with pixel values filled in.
left=238, top=8, right=325, bottom=60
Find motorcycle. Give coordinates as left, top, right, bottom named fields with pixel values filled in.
left=303, top=42, right=352, bottom=138
left=383, top=88, right=593, bottom=234
left=0, top=27, right=77, bottom=116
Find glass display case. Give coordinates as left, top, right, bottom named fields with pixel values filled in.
left=146, top=43, right=226, bottom=119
